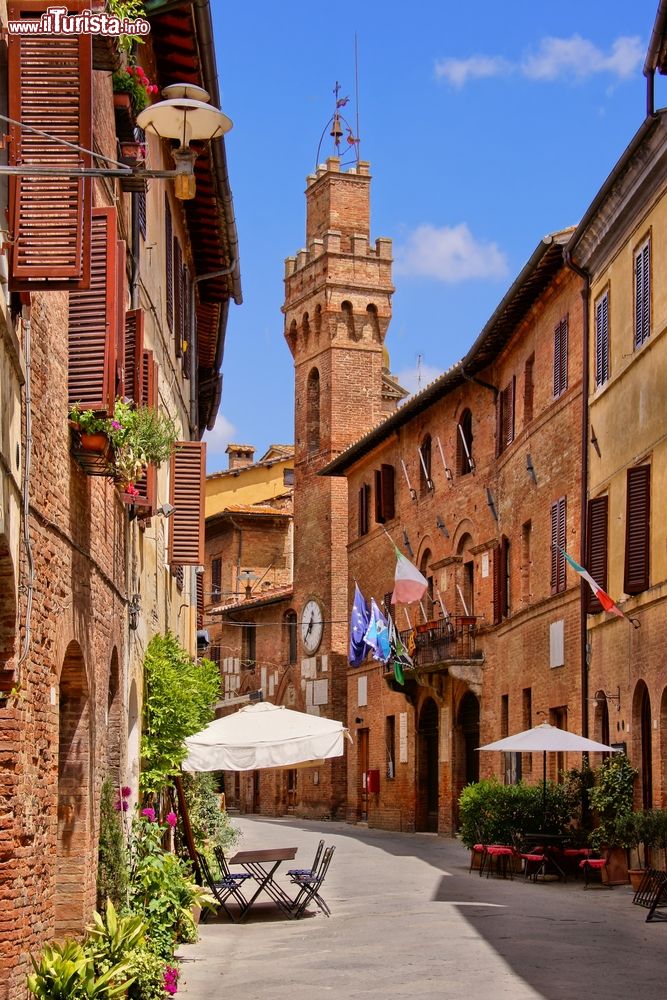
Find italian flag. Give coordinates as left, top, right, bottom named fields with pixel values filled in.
left=560, top=547, right=625, bottom=619
left=391, top=546, right=428, bottom=605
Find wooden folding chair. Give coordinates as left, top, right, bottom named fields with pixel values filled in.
left=290, top=845, right=335, bottom=918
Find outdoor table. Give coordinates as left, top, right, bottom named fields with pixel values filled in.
left=228, top=847, right=298, bottom=918
left=522, top=833, right=569, bottom=881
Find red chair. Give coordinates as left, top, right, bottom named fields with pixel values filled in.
left=563, top=847, right=592, bottom=880
left=518, top=848, right=547, bottom=882
left=469, top=842, right=488, bottom=876
left=485, top=844, right=515, bottom=880
left=579, top=854, right=611, bottom=889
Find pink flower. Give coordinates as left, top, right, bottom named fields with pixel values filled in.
left=121, top=800, right=129, bottom=812
left=166, top=811, right=177, bottom=828
left=164, top=966, right=179, bottom=994
left=121, top=786, right=131, bottom=798
left=114, top=800, right=122, bottom=811
left=111, top=420, right=121, bottom=430
left=141, top=807, right=156, bottom=822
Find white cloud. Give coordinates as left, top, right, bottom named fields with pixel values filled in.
left=434, top=54, right=511, bottom=88
left=395, top=223, right=509, bottom=284
left=522, top=34, right=643, bottom=81
left=436, top=35, right=643, bottom=88
left=203, top=413, right=237, bottom=474
left=395, top=363, right=443, bottom=397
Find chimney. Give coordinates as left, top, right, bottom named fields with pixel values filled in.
left=226, top=444, right=256, bottom=471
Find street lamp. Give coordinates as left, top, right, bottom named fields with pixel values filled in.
left=0, top=83, right=233, bottom=201
left=137, top=84, right=233, bottom=200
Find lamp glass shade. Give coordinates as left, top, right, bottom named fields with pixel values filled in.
left=136, top=98, right=233, bottom=145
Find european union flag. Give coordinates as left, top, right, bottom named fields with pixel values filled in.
left=349, top=583, right=370, bottom=666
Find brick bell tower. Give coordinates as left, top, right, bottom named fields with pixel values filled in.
left=283, top=156, right=394, bottom=818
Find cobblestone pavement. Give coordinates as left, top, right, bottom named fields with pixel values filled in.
left=177, top=816, right=664, bottom=1000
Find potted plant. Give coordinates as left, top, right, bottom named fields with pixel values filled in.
left=106, top=400, right=177, bottom=492
left=112, top=65, right=158, bottom=118
left=69, top=404, right=111, bottom=454
left=589, top=753, right=638, bottom=884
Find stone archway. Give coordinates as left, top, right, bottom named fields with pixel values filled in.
left=632, top=680, right=653, bottom=809
left=57, top=640, right=91, bottom=936
left=660, top=688, right=667, bottom=808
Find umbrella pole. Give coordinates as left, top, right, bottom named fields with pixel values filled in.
left=542, top=751, right=547, bottom=828
left=174, top=774, right=200, bottom=878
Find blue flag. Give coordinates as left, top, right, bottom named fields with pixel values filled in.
left=363, top=598, right=391, bottom=663
left=349, top=583, right=370, bottom=666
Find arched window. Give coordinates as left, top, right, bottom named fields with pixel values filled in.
left=419, top=549, right=434, bottom=620
left=366, top=303, right=380, bottom=342
left=419, top=434, right=432, bottom=494
left=633, top=681, right=653, bottom=809
left=341, top=300, right=357, bottom=340
left=457, top=409, right=473, bottom=475
left=314, top=304, right=322, bottom=339
left=457, top=533, right=474, bottom=615
left=306, top=367, right=320, bottom=455
left=302, top=312, right=310, bottom=342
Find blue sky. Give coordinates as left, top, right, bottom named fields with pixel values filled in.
left=204, top=0, right=663, bottom=473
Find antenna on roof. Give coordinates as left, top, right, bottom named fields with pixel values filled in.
left=416, top=353, right=424, bottom=390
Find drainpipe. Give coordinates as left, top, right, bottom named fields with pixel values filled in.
left=459, top=366, right=498, bottom=401
left=563, top=248, right=590, bottom=738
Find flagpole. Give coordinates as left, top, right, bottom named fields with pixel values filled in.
left=456, top=584, right=470, bottom=616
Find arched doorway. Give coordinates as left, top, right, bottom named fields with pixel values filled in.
left=660, top=688, right=667, bottom=808
left=633, top=681, right=652, bottom=809
left=416, top=698, right=439, bottom=832
left=593, top=690, right=610, bottom=750
left=57, top=640, right=91, bottom=936
left=453, top=692, right=480, bottom=828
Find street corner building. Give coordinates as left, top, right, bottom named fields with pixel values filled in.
left=0, top=1, right=240, bottom=995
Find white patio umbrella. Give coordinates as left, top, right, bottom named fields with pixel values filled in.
left=477, top=723, right=619, bottom=817
left=182, top=702, right=350, bottom=772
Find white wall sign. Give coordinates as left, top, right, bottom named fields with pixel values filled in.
left=399, top=712, right=408, bottom=763
left=550, top=620, right=565, bottom=668
left=357, top=675, right=367, bottom=707
left=481, top=552, right=489, bottom=578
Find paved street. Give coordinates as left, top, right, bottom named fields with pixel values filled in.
left=177, top=816, right=664, bottom=1000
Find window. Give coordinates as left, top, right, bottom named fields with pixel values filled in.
left=586, top=496, right=608, bottom=612
left=594, top=291, right=609, bottom=386
left=549, top=706, right=567, bottom=782
left=553, top=316, right=568, bottom=397
left=374, top=464, right=395, bottom=523
left=521, top=521, right=532, bottom=603
left=358, top=483, right=370, bottom=536
left=550, top=497, right=567, bottom=594
left=419, top=549, right=434, bottom=619
left=210, top=644, right=221, bottom=670
left=241, top=624, right=256, bottom=671
left=523, top=354, right=534, bottom=424
left=624, top=465, right=650, bottom=594
left=386, top=715, right=396, bottom=779
left=419, top=434, right=432, bottom=493
left=285, top=611, right=297, bottom=664
left=493, top=535, right=510, bottom=623
left=496, top=377, right=515, bottom=456
left=634, top=237, right=651, bottom=349
left=501, top=694, right=509, bottom=737
left=211, top=557, right=222, bottom=602
left=456, top=409, right=473, bottom=475
left=306, top=367, right=320, bottom=455
left=283, top=467, right=295, bottom=486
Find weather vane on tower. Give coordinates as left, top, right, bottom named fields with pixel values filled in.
left=315, top=67, right=361, bottom=169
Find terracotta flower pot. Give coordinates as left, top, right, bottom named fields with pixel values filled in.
left=79, top=432, right=109, bottom=453
left=113, top=92, right=132, bottom=111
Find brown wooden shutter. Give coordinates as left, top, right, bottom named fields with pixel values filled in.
left=550, top=497, right=566, bottom=594
left=493, top=545, right=502, bottom=624
left=595, top=293, right=609, bottom=386
left=358, top=484, right=369, bottom=536
left=196, top=570, right=204, bottom=629
left=381, top=463, right=395, bottom=521
left=587, top=495, right=608, bottom=613
left=165, top=196, right=173, bottom=333
left=133, top=349, right=157, bottom=513
left=67, top=206, right=117, bottom=413
left=498, top=378, right=515, bottom=452
left=174, top=238, right=183, bottom=358
left=182, top=267, right=192, bottom=379
left=211, top=557, right=222, bottom=601
left=7, top=0, right=92, bottom=289
left=554, top=317, right=568, bottom=397
left=500, top=535, right=509, bottom=618
left=634, top=241, right=650, bottom=349
left=115, top=240, right=127, bottom=399
left=496, top=391, right=504, bottom=457
left=169, top=441, right=206, bottom=566
left=523, top=354, right=534, bottom=424
left=624, top=465, right=650, bottom=594
left=374, top=469, right=383, bottom=523
left=123, top=309, right=145, bottom=405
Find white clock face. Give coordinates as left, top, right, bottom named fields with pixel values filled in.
left=301, top=599, right=324, bottom=653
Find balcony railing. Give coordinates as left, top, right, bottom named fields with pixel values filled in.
left=399, top=616, right=481, bottom=668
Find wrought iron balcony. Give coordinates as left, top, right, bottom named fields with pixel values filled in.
left=399, top=616, right=481, bottom=668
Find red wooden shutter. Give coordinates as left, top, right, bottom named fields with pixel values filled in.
left=134, top=349, right=157, bottom=513
left=67, top=206, right=117, bottom=413
left=624, top=465, right=650, bottom=594
left=174, top=238, right=183, bottom=358
left=165, top=196, right=173, bottom=333
left=169, top=442, right=206, bottom=566
left=115, top=240, right=127, bottom=398
left=587, top=495, right=608, bottom=613
left=123, top=309, right=145, bottom=405
left=7, top=1, right=92, bottom=289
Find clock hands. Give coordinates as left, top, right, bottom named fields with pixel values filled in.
left=305, top=611, right=314, bottom=636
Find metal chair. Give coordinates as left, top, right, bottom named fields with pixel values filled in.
left=287, top=839, right=324, bottom=879
left=197, top=851, right=250, bottom=920
left=579, top=852, right=612, bottom=889
left=289, top=845, right=336, bottom=918
left=214, top=845, right=254, bottom=888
